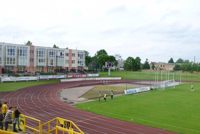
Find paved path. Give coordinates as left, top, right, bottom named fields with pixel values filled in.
left=0, top=80, right=176, bottom=134
left=60, top=86, right=94, bottom=103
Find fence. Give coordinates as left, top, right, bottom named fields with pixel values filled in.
left=60, top=77, right=122, bottom=82
left=41, top=117, right=84, bottom=134
left=124, top=80, right=180, bottom=95
left=0, top=73, right=100, bottom=82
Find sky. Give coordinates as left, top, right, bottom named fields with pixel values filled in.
left=0, top=0, right=200, bottom=63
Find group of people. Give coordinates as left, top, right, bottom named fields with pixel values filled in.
left=99, top=90, right=114, bottom=102
left=0, top=101, right=22, bottom=132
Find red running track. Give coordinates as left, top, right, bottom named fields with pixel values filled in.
left=0, top=80, right=176, bottom=134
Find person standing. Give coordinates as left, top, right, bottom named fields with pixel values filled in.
left=0, top=100, right=2, bottom=109
left=2, top=102, right=8, bottom=118
left=110, top=90, right=114, bottom=100
left=4, top=107, right=13, bottom=131
left=13, top=107, right=22, bottom=132
left=0, top=111, right=3, bottom=130
left=103, top=94, right=107, bottom=102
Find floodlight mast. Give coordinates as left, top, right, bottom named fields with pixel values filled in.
left=126, top=71, right=127, bottom=90
left=108, top=67, right=111, bottom=76
left=107, top=62, right=111, bottom=76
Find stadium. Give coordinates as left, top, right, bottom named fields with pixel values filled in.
left=0, top=1, right=200, bottom=133
left=0, top=71, right=199, bottom=134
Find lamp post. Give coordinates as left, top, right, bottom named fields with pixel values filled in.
left=126, top=70, right=127, bottom=90
left=108, top=67, right=111, bottom=76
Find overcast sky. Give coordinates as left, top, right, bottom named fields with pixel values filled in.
left=0, top=0, right=199, bottom=62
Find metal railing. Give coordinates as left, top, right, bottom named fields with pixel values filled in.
left=0, top=130, right=17, bottom=134
left=41, top=117, right=84, bottom=134
left=20, top=114, right=41, bottom=133
left=2, top=115, right=84, bottom=134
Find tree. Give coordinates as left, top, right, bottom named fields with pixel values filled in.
left=151, top=63, right=155, bottom=70
left=124, top=56, right=142, bottom=71
left=53, top=44, right=59, bottom=48
left=96, top=49, right=108, bottom=56
left=94, top=49, right=107, bottom=70
left=124, top=57, right=134, bottom=71
left=96, top=54, right=109, bottom=69
left=26, top=41, right=32, bottom=46
left=84, top=51, right=89, bottom=57
left=143, top=59, right=150, bottom=69
left=168, top=58, right=174, bottom=63
left=182, top=62, right=192, bottom=72
left=85, top=55, right=92, bottom=67
left=174, top=64, right=181, bottom=71
left=135, top=57, right=141, bottom=71
left=184, top=60, right=190, bottom=63
left=108, top=56, right=118, bottom=66
left=88, top=56, right=98, bottom=71
left=85, top=51, right=92, bottom=67
left=176, top=58, right=184, bottom=63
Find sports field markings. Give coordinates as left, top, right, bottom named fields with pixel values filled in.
left=1, top=80, right=178, bottom=134
left=76, top=115, right=100, bottom=123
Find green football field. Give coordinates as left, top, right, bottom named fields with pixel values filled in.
left=100, top=71, right=200, bottom=81
left=76, top=83, right=200, bottom=134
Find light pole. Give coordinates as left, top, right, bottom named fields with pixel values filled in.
left=108, top=67, right=111, bottom=76
left=126, top=70, right=127, bottom=90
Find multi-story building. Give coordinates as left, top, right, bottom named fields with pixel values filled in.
left=4, top=43, right=18, bottom=73
left=0, top=45, right=4, bottom=74
left=150, top=62, right=175, bottom=71
left=0, top=42, right=86, bottom=74
left=115, top=54, right=124, bottom=70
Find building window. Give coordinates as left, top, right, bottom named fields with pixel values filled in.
left=19, top=47, right=27, bottom=56
left=7, top=47, right=15, bottom=56
left=37, top=49, right=45, bottom=57
left=39, top=59, right=45, bottom=63
left=78, top=53, right=83, bottom=59
left=6, top=57, right=16, bottom=64
left=65, top=53, right=69, bottom=56
left=50, top=59, right=54, bottom=65
left=49, top=51, right=55, bottom=57
left=72, top=53, right=75, bottom=57
left=57, top=51, right=64, bottom=58
left=78, top=61, right=84, bottom=66
left=72, top=60, right=75, bottom=64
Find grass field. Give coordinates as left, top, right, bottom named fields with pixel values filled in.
left=100, top=71, right=200, bottom=81
left=0, top=79, right=59, bottom=92
left=76, top=83, right=200, bottom=134
left=80, top=84, right=134, bottom=99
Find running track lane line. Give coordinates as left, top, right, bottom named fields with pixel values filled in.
left=0, top=80, right=176, bottom=134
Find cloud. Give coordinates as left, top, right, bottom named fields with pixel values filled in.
left=107, top=5, right=127, bottom=14
left=0, top=0, right=200, bottom=62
